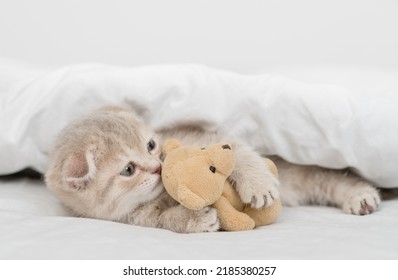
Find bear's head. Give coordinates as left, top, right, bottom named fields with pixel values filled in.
left=161, top=139, right=236, bottom=210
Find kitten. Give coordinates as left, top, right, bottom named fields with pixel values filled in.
left=45, top=106, right=380, bottom=234
left=46, top=106, right=236, bottom=233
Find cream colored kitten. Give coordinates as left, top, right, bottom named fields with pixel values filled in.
left=46, top=106, right=380, bottom=234
left=46, top=106, right=275, bottom=233
left=46, top=106, right=222, bottom=233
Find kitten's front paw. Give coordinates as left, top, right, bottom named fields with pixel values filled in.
left=342, top=186, right=381, bottom=215
left=237, top=174, right=280, bottom=209
left=186, top=207, right=220, bottom=233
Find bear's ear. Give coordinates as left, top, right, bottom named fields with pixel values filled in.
left=62, top=146, right=98, bottom=191
left=162, top=139, right=182, bottom=156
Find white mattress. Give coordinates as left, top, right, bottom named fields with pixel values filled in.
left=1, top=177, right=397, bottom=260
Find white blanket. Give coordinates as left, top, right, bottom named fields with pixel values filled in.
left=1, top=61, right=398, bottom=187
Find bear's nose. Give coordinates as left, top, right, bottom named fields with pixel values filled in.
left=222, top=144, right=231, bottom=150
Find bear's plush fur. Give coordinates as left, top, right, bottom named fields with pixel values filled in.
left=162, top=139, right=281, bottom=231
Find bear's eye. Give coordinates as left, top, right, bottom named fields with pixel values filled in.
left=209, top=166, right=216, bottom=173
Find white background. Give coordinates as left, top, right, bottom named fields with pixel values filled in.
left=1, top=0, right=397, bottom=72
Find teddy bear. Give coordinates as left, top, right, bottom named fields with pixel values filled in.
left=161, top=139, right=282, bottom=231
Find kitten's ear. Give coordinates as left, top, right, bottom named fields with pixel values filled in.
left=62, top=146, right=98, bottom=191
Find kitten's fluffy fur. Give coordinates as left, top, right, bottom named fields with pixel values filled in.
left=46, top=106, right=380, bottom=233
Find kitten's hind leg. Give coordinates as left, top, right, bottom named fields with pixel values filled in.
left=275, top=158, right=381, bottom=215
left=159, top=206, right=220, bottom=233
left=129, top=193, right=220, bottom=233
left=340, top=180, right=381, bottom=215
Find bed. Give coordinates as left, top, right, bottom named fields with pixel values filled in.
left=1, top=60, right=398, bottom=260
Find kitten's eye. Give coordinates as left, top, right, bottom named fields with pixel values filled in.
left=120, top=163, right=135, bottom=176
left=147, top=139, right=156, bottom=152
left=209, top=166, right=216, bottom=173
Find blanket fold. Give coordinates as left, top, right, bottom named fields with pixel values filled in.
left=1, top=62, right=397, bottom=187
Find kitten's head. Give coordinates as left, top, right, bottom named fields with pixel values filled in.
left=45, top=106, right=163, bottom=222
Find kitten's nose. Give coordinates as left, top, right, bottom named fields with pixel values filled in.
left=152, top=166, right=162, bottom=175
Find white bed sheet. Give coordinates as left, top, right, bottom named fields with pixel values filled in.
left=1, top=178, right=397, bottom=260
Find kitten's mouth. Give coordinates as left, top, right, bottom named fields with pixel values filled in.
left=151, top=175, right=162, bottom=191
left=154, top=167, right=162, bottom=176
